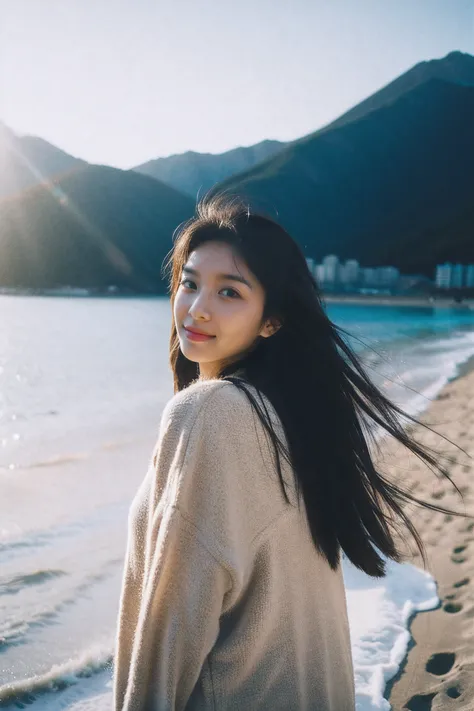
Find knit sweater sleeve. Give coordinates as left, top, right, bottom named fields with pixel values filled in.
left=113, top=380, right=266, bottom=711
left=113, top=504, right=231, bottom=711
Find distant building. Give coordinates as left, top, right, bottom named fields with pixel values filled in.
left=466, top=264, right=474, bottom=288
left=435, top=263, right=452, bottom=289
left=376, top=266, right=400, bottom=288
left=452, top=263, right=464, bottom=288
left=315, top=264, right=325, bottom=284
left=434, top=262, right=474, bottom=289
left=308, top=253, right=431, bottom=294
left=322, top=255, right=340, bottom=286
left=340, top=259, right=360, bottom=285
left=362, top=268, right=377, bottom=287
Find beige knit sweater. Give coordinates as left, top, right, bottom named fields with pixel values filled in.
left=113, top=377, right=355, bottom=710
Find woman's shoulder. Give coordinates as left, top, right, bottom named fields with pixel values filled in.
left=161, top=377, right=255, bottom=432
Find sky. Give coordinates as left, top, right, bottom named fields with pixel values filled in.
left=1, top=0, right=473, bottom=169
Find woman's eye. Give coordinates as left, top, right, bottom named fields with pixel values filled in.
left=221, top=288, right=240, bottom=299
left=179, top=280, right=240, bottom=299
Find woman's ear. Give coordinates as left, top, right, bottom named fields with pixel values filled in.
left=260, top=318, right=281, bottom=338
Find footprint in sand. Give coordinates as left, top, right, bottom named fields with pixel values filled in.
left=446, top=684, right=462, bottom=699
left=443, top=602, right=463, bottom=613
left=451, top=544, right=467, bottom=564
left=404, top=691, right=437, bottom=710
left=425, top=652, right=455, bottom=676
left=453, top=577, right=470, bottom=589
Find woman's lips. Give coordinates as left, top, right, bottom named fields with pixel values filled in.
left=183, top=327, right=216, bottom=342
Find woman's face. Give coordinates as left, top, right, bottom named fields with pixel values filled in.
left=174, top=241, right=278, bottom=379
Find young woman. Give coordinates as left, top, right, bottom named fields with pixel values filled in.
left=113, top=192, right=469, bottom=711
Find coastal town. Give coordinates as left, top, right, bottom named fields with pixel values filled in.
left=306, top=255, right=474, bottom=297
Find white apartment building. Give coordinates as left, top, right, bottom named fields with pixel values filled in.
left=435, top=262, right=474, bottom=289
left=305, top=253, right=425, bottom=292
left=340, top=259, right=360, bottom=285
left=321, top=255, right=340, bottom=285
left=435, top=263, right=452, bottom=289
left=315, top=264, right=326, bottom=284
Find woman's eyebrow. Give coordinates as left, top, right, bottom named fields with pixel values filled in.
left=182, top=266, right=253, bottom=289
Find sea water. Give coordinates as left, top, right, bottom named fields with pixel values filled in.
left=1, top=295, right=474, bottom=710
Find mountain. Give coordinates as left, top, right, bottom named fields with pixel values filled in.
left=2, top=51, right=473, bottom=292
left=213, top=53, right=474, bottom=276
left=313, top=50, right=474, bottom=136
left=133, top=139, right=287, bottom=198
left=0, top=122, right=86, bottom=198
left=0, top=165, right=194, bottom=291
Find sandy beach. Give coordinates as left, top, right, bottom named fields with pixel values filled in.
left=379, top=359, right=474, bottom=709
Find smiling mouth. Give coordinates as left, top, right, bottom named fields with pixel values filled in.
left=183, top=327, right=216, bottom=339
left=185, top=328, right=214, bottom=336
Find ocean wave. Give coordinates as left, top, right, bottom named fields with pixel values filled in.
left=0, top=569, right=66, bottom=597
left=0, top=559, right=123, bottom=651
left=0, top=642, right=113, bottom=708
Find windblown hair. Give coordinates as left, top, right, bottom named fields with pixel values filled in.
left=162, top=192, right=471, bottom=577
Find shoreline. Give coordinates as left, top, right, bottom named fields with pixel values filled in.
left=1, top=290, right=474, bottom=310
left=382, top=351, right=474, bottom=709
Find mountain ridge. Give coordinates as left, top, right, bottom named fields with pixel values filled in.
left=0, top=164, right=195, bottom=291
left=133, top=139, right=288, bottom=198
left=213, top=75, right=474, bottom=275
left=0, top=123, right=86, bottom=199
left=1, top=50, right=473, bottom=290
left=210, top=50, right=474, bottom=190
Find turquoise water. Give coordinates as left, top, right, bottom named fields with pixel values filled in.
left=326, top=302, right=474, bottom=416
left=328, top=302, right=474, bottom=349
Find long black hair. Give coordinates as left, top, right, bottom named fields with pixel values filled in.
left=163, top=191, right=471, bottom=578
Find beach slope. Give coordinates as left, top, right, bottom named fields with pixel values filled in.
left=384, top=365, right=474, bottom=710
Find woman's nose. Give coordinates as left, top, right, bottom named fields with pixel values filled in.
left=188, top=292, right=211, bottom=319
